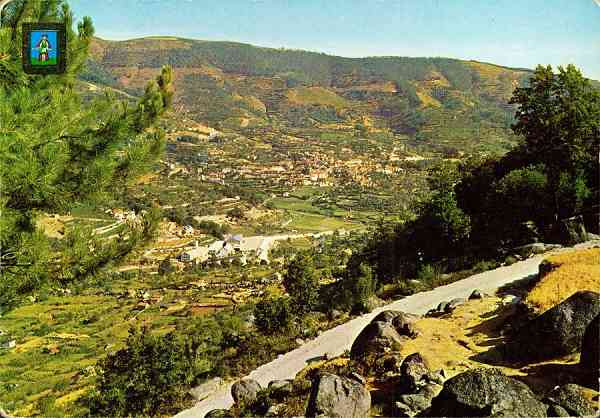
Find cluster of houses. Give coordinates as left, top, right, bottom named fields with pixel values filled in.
left=179, top=234, right=272, bottom=266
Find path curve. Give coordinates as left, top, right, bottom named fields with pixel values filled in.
left=175, top=241, right=595, bottom=418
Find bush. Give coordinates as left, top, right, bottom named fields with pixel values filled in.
left=254, top=297, right=295, bottom=334
left=283, top=254, right=320, bottom=314
left=416, top=264, right=439, bottom=281
left=87, top=326, right=200, bottom=417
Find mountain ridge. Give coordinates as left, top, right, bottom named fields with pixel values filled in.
left=83, top=35, right=535, bottom=154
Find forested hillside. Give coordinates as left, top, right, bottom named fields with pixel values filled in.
left=83, top=36, right=533, bottom=154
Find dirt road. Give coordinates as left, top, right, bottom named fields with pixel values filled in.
left=175, top=241, right=596, bottom=418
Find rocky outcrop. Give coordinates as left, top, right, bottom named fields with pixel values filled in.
left=580, top=314, right=599, bottom=380
left=506, top=291, right=600, bottom=362
left=350, top=321, right=406, bottom=359
left=392, top=312, right=420, bottom=338
left=306, top=372, right=371, bottom=418
left=231, top=379, right=262, bottom=405
left=428, top=368, right=547, bottom=417
left=400, top=353, right=430, bottom=391
left=544, top=384, right=597, bottom=417
left=268, top=379, right=293, bottom=399
left=427, top=297, right=467, bottom=317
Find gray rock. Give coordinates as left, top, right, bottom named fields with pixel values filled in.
left=507, top=291, right=600, bottom=362
left=400, top=353, right=430, bottom=391
left=204, top=409, right=233, bottom=418
left=580, top=314, right=599, bottom=381
left=418, top=382, right=443, bottom=400
left=307, top=373, right=371, bottom=418
left=268, top=379, right=293, bottom=398
left=428, top=368, right=547, bottom=417
left=231, top=379, right=261, bottom=405
left=392, top=312, right=420, bottom=338
left=436, top=301, right=449, bottom=312
left=514, top=243, right=548, bottom=257
left=446, top=298, right=466, bottom=312
left=376, top=353, right=403, bottom=374
left=350, top=321, right=406, bottom=359
left=588, top=232, right=600, bottom=241
left=469, top=289, right=483, bottom=300
left=265, top=403, right=286, bottom=417
left=425, top=371, right=445, bottom=385
left=547, top=404, right=571, bottom=417
left=189, top=377, right=224, bottom=401
left=398, top=393, right=432, bottom=414
left=545, top=384, right=596, bottom=417
left=372, top=310, right=402, bottom=324
left=349, top=372, right=366, bottom=386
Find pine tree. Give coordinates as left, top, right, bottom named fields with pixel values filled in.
left=0, top=0, right=173, bottom=308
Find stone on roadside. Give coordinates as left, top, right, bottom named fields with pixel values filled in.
left=306, top=373, right=371, bottom=418
left=231, top=379, right=262, bottom=406
left=350, top=321, right=406, bottom=360
left=428, top=368, right=548, bottom=417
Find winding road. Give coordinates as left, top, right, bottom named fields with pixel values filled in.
left=175, top=241, right=596, bottom=418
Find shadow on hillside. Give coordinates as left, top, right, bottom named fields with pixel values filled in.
left=496, top=273, right=539, bottom=299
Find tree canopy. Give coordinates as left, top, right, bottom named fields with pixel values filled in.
left=0, top=0, right=173, bottom=308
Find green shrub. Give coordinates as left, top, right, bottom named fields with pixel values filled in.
left=87, top=326, right=200, bottom=417
left=416, top=264, right=440, bottom=281
left=283, top=254, right=320, bottom=314
left=254, top=297, right=295, bottom=334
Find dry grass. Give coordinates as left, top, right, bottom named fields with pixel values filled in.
left=527, top=248, right=600, bottom=312
left=286, top=87, right=349, bottom=109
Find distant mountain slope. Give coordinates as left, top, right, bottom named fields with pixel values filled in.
left=82, top=36, right=535, bottom=153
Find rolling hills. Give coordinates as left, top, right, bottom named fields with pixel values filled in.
left=82, top=36, right=533, bottom=154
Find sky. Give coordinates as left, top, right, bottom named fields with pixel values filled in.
left=69, top=0, right=600, bottom=79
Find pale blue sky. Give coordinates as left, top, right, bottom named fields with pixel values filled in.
left=70, top=0, right=600, bottom=79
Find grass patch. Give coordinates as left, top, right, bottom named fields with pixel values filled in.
left=527, top=248, right=600, bottom=312
left=286, top=87, right=349, bottom=109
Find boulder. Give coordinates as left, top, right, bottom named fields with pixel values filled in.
left=392, top=312, right=420, bottom=338
left=372, top=310, right=402, bottom=324
left=398, top=393, right=432, bottom=415
left=350, top=321, right=406, bottom=359
left=268, top=379, right=293, bottom=399
left=231, top=379, right=262, bottom=405
left=580, top=314, right=599, bottom=380
left=547, top=404, right=571, bottom=417
left=375, top=353, right=403, bottom=374
left=507, top=291, right=600, bottom=361
left=445, top=298, right=466, bottom=313
left=306, top=373, right=371, bottom=418
left=204, top=409, right=233, bottom=418
left=400, top=353, right=430, bottom=391
left=428, top=368, right=547, bottom=417
left=514, top=243, right=547, bottom=258
left=544, top=384, right=596, bottom=417
left=437, top=301, right=449, bottom=312
left=469, top=289, right=483, bottom=300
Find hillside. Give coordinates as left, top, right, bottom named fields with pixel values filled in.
left=82, top=36, right=532, bottom=154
